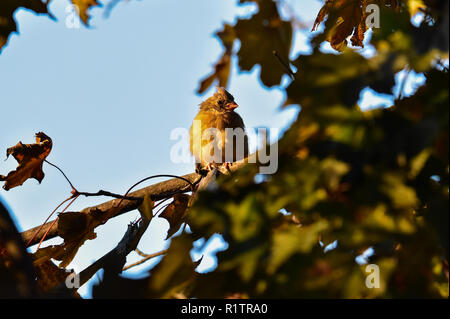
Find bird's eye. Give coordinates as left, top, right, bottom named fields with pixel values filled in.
left=218, top=99, right=224, bottom=106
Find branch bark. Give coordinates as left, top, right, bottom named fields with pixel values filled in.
left=77, top=218, right=150, bottom=287
left=21, top=172, right=201, bottom=246
left=21, top=153, right=257, bottom=246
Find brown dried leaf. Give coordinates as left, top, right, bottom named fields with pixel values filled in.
left=55, top=210, right=104, bottom=268
left=138, top=194, right=154, bottom=223
left=33, top=240, right=84, bottom=270
left=312, top=0, right=366, bottom=50
left=32, top=208, right=106, bottom=269
left=33, top=259, right=68, bottom=294
left=159, top=194, right=191, bottom=239
left=0, top=132, right=52, bottom=190
left=71, top=0, right=101, bottom=25
left=350, top=8, right=367, bottom=47
left=197, top=53, right=232, bottom=94
left=312, top=0, right=333, bottom=31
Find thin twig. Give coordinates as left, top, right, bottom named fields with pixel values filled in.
left=36, top=194, right=80, bottom=250
left=120, top=174, right=196, bottom=205
left=122, top=249, right=168, bottom=271
left=21, top=172, right=202, bottom=246
left=135, top=248, right=149, bottom=257
left=77, top=190, right=142, bottom=202
left=26, top=195, right=74, bottom=248
left=20, top=155, right=262, bottom=246
left=45, top=159, right=146, bottom=201
left=109, top=174, right=196, bottom=224
left=154, top=202, right=171, bottom=218
left=273, top=50, right=296, bottom=80
left=135, top=197, right=172, bottom=224
left=44, top=160, right=77, bottom=192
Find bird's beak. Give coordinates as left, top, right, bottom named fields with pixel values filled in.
left=226, top=101, right=239, bottom=110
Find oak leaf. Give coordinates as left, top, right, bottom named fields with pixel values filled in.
left=0, top=132, right=52, bottom=190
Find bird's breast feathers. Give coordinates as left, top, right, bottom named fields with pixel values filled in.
left=190, top=110, right=247, bottom=165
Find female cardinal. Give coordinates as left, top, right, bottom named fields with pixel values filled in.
left=190, top=87, right=248, bottom=173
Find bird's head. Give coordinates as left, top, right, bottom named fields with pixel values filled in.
left=200, top=87, right=239, bottom=113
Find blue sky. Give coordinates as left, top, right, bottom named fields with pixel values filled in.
left=0, top=0, right=425, bottom=298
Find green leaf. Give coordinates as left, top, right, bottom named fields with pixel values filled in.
left=234, top=0, right=292, bottom=87
left=146, top=234, right=198, bottom=298
left=267, top=220, right=329, bottom=274
left=197, top=24, right=235, bottom=94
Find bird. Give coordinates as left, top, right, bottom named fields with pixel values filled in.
left=190, top=87, right=248, bottom=174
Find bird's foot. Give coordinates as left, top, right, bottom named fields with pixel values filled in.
left=196, top=162, right=216, bottom=176
left=215, top=162, right=233, bottom=175
left=223, top=162, right=232, bottom=172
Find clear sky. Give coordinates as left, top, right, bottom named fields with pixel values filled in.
left=0, top=0, right=424, bottom=298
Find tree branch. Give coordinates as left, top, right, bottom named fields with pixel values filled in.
left=21, top=153, right=258, bottom=246
left=122, top=249, right=168, bottom=271
left=21, top=172, right=201, bottom=246
left=77, top=190, right=143, bottom=201
left=76, top=218, right=151, bottom=287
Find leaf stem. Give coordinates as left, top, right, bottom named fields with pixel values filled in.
left=26, top=195, right=74, bottom=248
left=116, top=174, right=196, bottom=209
left=273, top=50, right=296, bottom=80
left=36, top=194, right=79, bottom=250
left=44, top=159, right=77, bottom=192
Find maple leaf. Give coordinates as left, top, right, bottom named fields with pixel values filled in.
left=197, top=24, right=235, bottom=94
left=312, top=0, right=366, bottom=50
left=71, top=0, right=101, bottom=26
left=234, top=0, right=293, bottom=87
left=198, top=0, right=292, bottom=91
left=0, top=0, right=52, bottom=52
left=0, top=132, right=52, bottom=190
left=159, top=194, right=191, bottom=239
